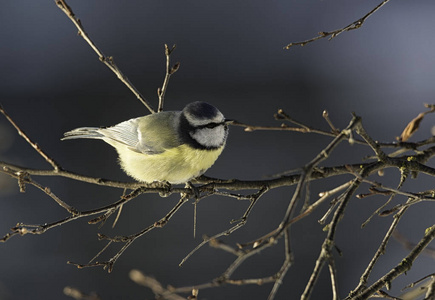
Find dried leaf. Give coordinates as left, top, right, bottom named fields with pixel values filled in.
left=399, top=112, right=425, bottom=142
left=399, top=104, right=435, bottom=142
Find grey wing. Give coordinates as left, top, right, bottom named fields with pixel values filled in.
left=100, top=112, right=180, bottom=154
left=98, top=117, right=158, bottom=154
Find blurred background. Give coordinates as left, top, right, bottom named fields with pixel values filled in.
left=1, top=0, right=435, bottom=299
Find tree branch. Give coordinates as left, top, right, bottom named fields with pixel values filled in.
left=2, top=102, right=435, bottom=298
left=54, top=0, right=155, bottom=113
left=0, top=106, right=61, bottom=171
left=284, top=0, right=391, bottom=49
left=347, top=225, right=435, bottom=300
left=157, top=44, right=180, bottom=112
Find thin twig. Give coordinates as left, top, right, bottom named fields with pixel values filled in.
left=424, top=277, right=435, bottom=300
left=284, top=0, right=391, bottom=49
left=0, top=187, right=145, bottom=242
left=401, top=274, right=435, bottom=300
left=88, top=240, right=113, bottom=264
left=393, top=231, right=435, bottom=261
left=63, top=286, right=101, bottom=300
left=267, top=228, right=293, bottom=300
left=231, top=120, right=335, bottom=136
left=301, top=178, right=361, bottom=300
left=322, top=110, right=340, bottom=134
left=208, top=238, right=244, bottom=256
left=233, top=110, right=388, bottom=148
left=1, top=168, right=77, bottom=214
left=69, top=194, right=191, bottom=272
left=157, top=44, right=180, bottom=112
left=54, top=0, right=155, bottom=113
left=239, top=181, right=352, bottom=249
left=129, top=270, right=186, bottom=300
left=264, top=115, right=361, bottom=249
left=328, top=256, right=340, bottom=300
left=347, top=224, right=435, bottom=300
left=179, top=187, right=268, bottom=266
left=0, top=106, right=61, bottom=171
left=350, top=200, right=411, bottom=296
left=355, top=117, right=388, bottom=161
left=112, top=204, right=123, bottom=228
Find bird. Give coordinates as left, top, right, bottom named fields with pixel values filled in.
left=62, top=101, right=230, bottom=184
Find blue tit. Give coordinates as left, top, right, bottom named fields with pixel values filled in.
left=62, top=101, right=230, bottom=184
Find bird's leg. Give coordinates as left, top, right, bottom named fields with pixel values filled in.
left=157, top=180, right=172, bottom=197
left=185, top=181, right=200, bottom=199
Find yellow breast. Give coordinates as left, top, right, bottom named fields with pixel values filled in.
left=115, top=144, right=224, bottom=184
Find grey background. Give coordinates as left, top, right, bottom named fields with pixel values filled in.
left=1, top=0, right=435, bottom=299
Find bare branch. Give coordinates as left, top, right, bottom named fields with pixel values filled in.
left=267, top=228, right=293, bottom=300
left=2, top=101, right=435, bottom=298
left=232, top=109, right=337, bottom=136
left=351, top=198, right=412, bottom=296
left=179, top=187, right=268, bottom=266
left=424, top=277, right=435, bottom=300
left=1, top=167, right=77, bottom=214
left=328, top=256, right=340, bottom=300
left=322, top=110, right=340, bottom=134
left=347, top=225, right=435, bottom=300
left=0, top=106, right=61, bottom=171
left=284, top=0, right=391, bottom=49
left=129, top=270, right=186, bottom=300
left=233, top=109, right=411, bottom=149
left=1, top=0, right=433, bottom=298
left=68, top=194, right=190, bottom=272
left=1, top=187, right=146, bottom=242
left=54, top=0, right=155, bottom=113
left=302, top=178, right=361, bottom=300
left=63, top=286, right=101, bottom=300
left=157, top=44, right=180, bottom=112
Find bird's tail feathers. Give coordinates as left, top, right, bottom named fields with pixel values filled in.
left=61, top=127, right=104, bottom=141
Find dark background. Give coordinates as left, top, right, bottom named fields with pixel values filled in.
left=1, top=1, right=435, bottom=299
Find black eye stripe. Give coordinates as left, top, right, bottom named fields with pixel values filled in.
left=196, top=122, right=224, bottom=129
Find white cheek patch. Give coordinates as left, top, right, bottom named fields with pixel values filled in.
left=190, top=126, right=226, bottom=148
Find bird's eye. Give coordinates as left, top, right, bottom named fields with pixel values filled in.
left=205, top=123, right=217, bottom=129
